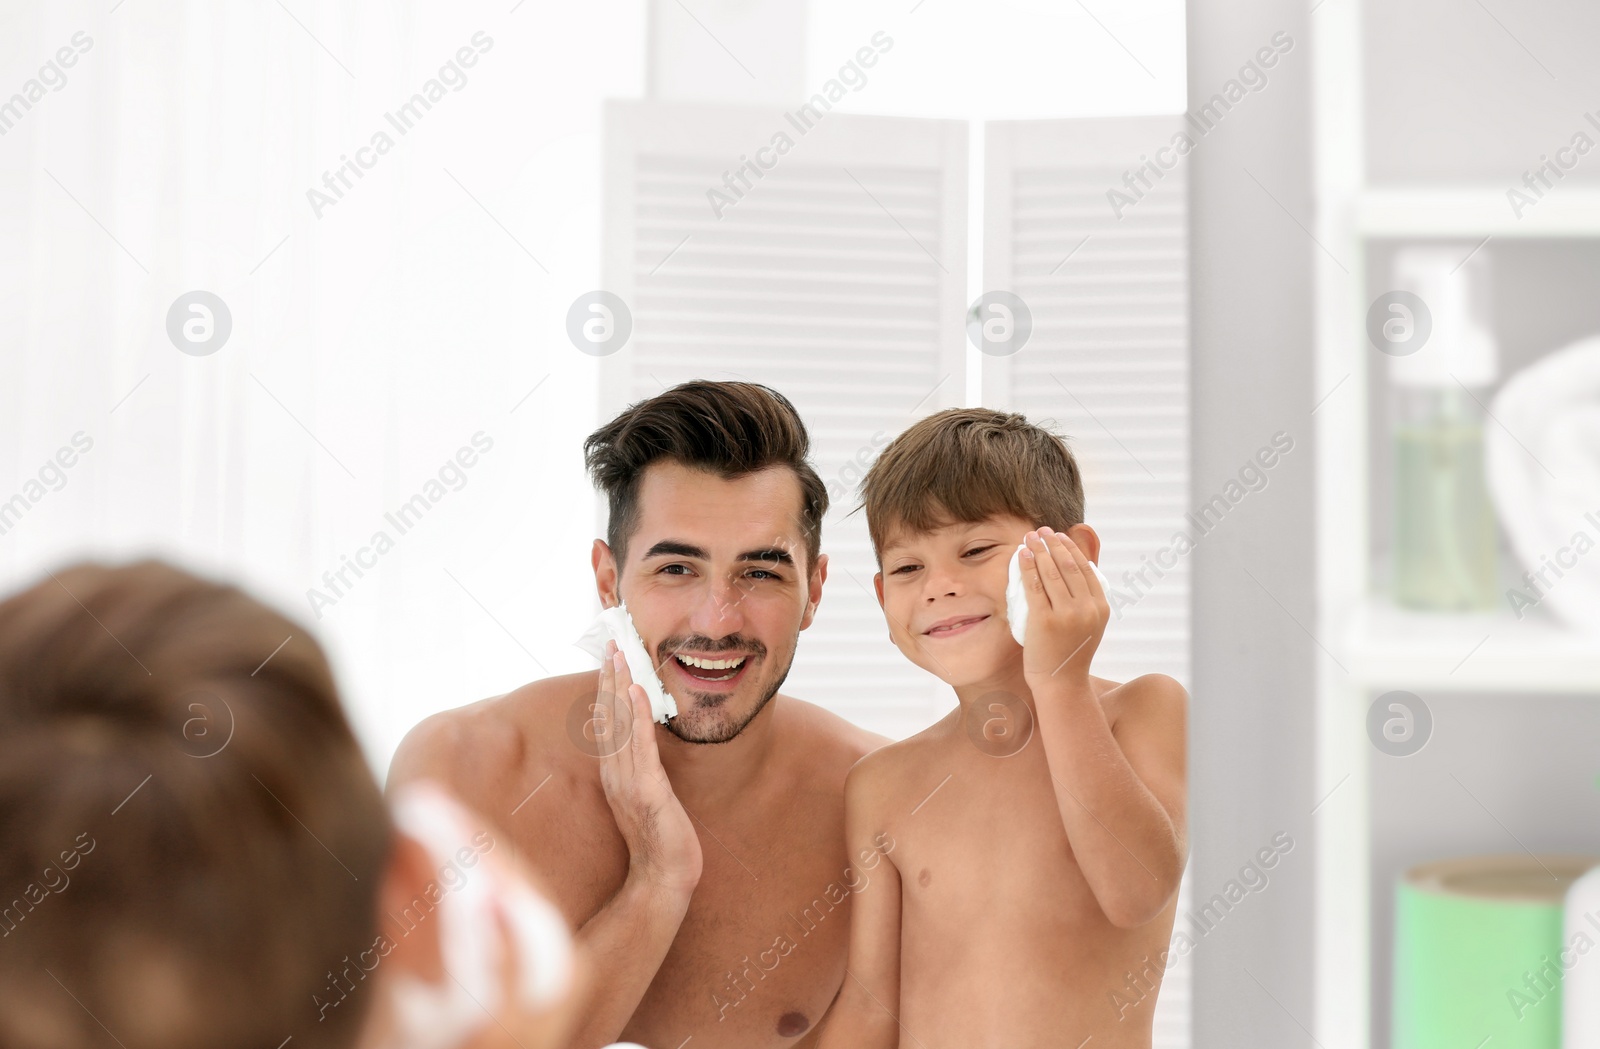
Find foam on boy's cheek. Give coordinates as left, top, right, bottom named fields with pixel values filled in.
left=1003, top=544, right=1111, bottom=645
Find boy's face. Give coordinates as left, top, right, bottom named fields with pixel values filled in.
left=873, top=512, right=1036, bottom=688
left=593, top=460, right=826, bottom=744
left=873, top=512, right=1102, bottom=689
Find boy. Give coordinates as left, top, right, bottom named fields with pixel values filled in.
left=818, top=408, right=1188, bottom=1049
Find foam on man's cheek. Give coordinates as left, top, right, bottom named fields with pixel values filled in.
left=1003, top=544, right=1112, bottom=646
left=573, top=602, right=678, bottom=723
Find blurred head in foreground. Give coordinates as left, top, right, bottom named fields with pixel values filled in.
left=0, top=560, right=587, bottom=1049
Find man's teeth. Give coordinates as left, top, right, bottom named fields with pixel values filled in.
left=675, top=654, right=746, bottom=670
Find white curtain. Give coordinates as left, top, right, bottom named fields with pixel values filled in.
left=0, top=0, right=648, bottom=770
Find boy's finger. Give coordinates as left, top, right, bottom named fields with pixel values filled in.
left=1056, top=532, right=1104, bottom=602
left=1028, top=531, right=1071, bottom=607
left=1043, top=531, right=1083, bottom=601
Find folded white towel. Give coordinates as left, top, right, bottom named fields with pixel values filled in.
left=1004, top=542, right=1112, bottom=646
left=1485, top=336, right=1600, bottom=631
left=574, top=603, right=678, bottom=723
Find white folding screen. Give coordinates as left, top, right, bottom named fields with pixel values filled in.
left=600, top=99, right=969, bottom=739
left=985, top=115, right=1192, bottom=1049
left=983, top=116, right=1191, bottom=688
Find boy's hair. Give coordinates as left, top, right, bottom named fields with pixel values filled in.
left=859, top=407, right=1085, bottom=564
left=584, top=380, right=829, bottom=571
left=0, top=560, right=390, bottom=1049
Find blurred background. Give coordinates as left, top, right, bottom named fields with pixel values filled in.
left=3, top=1, right=1598, bottom=1047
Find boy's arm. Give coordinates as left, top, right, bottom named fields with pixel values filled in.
left=816, top=757, right=903, bottom=1049
left=1034, top=673, right=1188, bottom=928
left=1019, top=529, right=1188, bottom=929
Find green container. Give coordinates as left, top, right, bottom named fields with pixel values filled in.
left=1393, top=854, right=1598, bottom=1049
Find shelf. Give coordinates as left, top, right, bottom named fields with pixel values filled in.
left=1339, top=595, right=1600, bottom=693
left=1356, top=186, right=1600, bottom=239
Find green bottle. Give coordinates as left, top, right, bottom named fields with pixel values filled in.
left=1386, top=246, right=1499, bottom=612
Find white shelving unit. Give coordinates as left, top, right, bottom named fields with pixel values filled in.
left=1312, top=8, right=1600, bottom=1049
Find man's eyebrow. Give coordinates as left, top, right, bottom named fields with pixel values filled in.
left=638, top=540, right=795, bottom=566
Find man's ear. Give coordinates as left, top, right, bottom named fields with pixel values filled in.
left=592, top=539, right=619, bottom=608
left=799, top=551, right=828, bottom=631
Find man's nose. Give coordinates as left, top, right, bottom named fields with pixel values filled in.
left=690, top=577, right=748, bottom=638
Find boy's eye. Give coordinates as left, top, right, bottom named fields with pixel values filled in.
left=890, top=547, right=994, bottom=575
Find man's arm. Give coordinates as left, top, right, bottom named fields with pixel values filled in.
left=387, top=649, right=704, bottom=1049
left=815, top=757, right=902, bottom=1049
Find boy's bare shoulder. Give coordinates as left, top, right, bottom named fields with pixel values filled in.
left=1102, top=672, right=1188, bottom=727
left=843, top=716, right=958, bottom=813
left=386, top=670, right=598, bottom=796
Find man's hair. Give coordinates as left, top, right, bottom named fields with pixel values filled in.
left=858, top=407, right=1086, bottom=564
left=0, top=560, right=390, bottom=1049
left=584, top=380, right=829, bottom=571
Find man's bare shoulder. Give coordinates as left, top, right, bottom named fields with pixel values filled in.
left=777, top=694, right=892, bottom=770
left=385, top=670, right=600, bottom=795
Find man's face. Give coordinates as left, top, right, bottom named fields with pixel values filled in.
left=595, top=461, right=826, bottom=744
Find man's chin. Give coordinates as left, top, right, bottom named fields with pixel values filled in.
left=662, top=684, right=774, bottom=745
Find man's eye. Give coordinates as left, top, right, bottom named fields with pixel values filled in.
left=659, top=564, right=691, bottom=575
left=748, top=569, right=780, bottom=581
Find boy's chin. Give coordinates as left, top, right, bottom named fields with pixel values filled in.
left=912, top=644, right=1020, bottom=690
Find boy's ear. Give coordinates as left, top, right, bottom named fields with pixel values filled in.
left=1066, top=524, right=1102, bottom=565
left=872, top=571, right=884, bottom=609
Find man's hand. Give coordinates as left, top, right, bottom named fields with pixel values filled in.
left=1017, top=527, right=1108, bottom=683
left=595, top=641, right=703, bottom=898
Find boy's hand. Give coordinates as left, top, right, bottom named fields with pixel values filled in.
left=1018, top=527, right=1108, bottom=684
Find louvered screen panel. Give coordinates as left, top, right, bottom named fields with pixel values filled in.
left=985, top=116, right=1192, bottom=1049
left=602, top=99, right=968, bottom=739
left=984, top=116, right=1190, bottom=687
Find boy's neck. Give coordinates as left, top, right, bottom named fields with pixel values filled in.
left=952, top=661, right=1038, bottom=713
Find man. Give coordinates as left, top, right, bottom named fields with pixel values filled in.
left=389, top=381, right=887, bottom=1049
